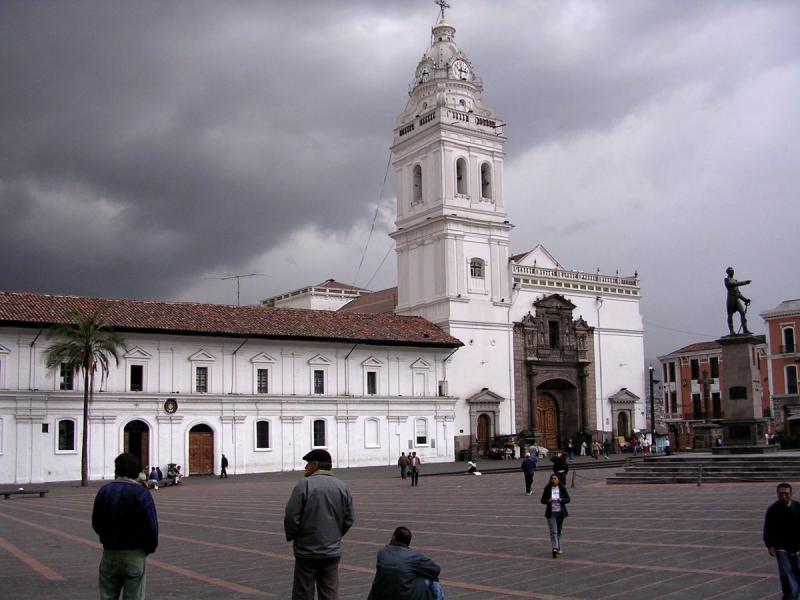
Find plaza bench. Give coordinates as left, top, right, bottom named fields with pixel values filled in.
left=2, top=489, right=49, bottom=500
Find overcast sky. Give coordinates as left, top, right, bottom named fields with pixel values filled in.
left=1, top=0, right=798, bottom=363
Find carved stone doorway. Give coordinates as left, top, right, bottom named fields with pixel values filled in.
left=536, top=393, right=559, bottom=449
left=189, top=424, right=214, bottom=475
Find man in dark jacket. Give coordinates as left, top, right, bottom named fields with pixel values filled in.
left=284, top=449, right=355, bottom=600
left=551, top=452, right=568, bottom=485
left=92, top=452, right=159, bottom=600
left=764, top=482, right=800, bottom=599
left=521, top=452, right=538, bottom=495
left=368, top=526, right=442, bottom=600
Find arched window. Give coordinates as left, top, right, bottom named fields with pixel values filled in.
left=313, top=419, right=327, bottom=447
left=470, top=258, right=484, bottom=278
left=787, top=365, right=798, bottom=395
left=255, top=420, right=270, bottom=450
left=57, top=418, right=76, bottom=452
left=412, top=164, right=423, bottom=204
left=364, top=418, right=380, bottom=448
left=480, top=162, right=492, bottom=200
left=415, top=418, right=428, bottom=446
left=455, top=158, right=467, bottom=195
left=784, top=327, right=796, bottom=353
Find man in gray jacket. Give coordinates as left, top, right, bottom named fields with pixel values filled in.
left=367, top=526, right=442, bottom=600
left=284, top=449, right=355, bottom=600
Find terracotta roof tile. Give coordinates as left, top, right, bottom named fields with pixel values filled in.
left=0, top=292, right=461, bottom=348
left=338, top=287, right=398, bottom=314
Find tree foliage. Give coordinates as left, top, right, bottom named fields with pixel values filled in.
left=44, top=306, right=123, bottom=486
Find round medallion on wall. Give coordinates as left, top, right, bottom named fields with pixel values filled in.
left=164, top=398, right=178, bottom=414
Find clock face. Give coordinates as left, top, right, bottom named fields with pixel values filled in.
left=416, top=63, right=432, bottom=83
left=451, top=59, right=470, bottom=81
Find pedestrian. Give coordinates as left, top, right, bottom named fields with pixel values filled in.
left=147, top=467, right=159, bottom=490
left=465, top=460, right=482, bottom=475
left=663, top=437, right=671, bottom=456
left=220, top=453, right=229, bottom=478
left=155, top=466, right=163, bottom=481
left=409, top=452, right=421, bottom=487
left=367, top=526, right=443, bottom=600
left=284, top=449, right=355, bottom=600
left=602, top=438, right=610, bottom=459
left=592, top=441, right=600, bottom=460
left=580, top=440, right=587, bottom=457
left=764, top=482, right=800, bottom=599
left=521, top=452, right=537, bottom=495
left=398, top=452, right=409, bottom=479
left=551, top=452, right=568, bottom=486
left=92, top=452, right=159, bottom=600
left=567, top=439, right=574, bottom=460
left=541, top=473, right=570, bottom=558
left=137, top=468, right=148, bottom=486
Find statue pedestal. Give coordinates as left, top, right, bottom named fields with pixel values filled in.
left=692, top=422, right=721, bottom=451
left=712, top=334, right=774, bottom=454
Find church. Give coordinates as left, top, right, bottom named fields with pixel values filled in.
left=0, top=8, right=644, bottom=484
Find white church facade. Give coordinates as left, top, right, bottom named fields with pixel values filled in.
left=0, top=9, right=644, bottom=484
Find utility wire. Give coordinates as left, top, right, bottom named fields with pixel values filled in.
left=364, top=242, right=395, bottom=289
left=353, top=149, right=392, bottom=287
left=643, top=320, right=717, bottom=339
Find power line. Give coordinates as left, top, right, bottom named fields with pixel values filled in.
left=643, top=320, right=717, bottom=339
left=364, top=242, right=395, bottom=289
left=353, top=149, right=392, bottom=287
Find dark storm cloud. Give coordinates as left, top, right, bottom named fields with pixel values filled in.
left=0, top=1, right=414, bottom=299
left=1, top=1, right=798, bottom=361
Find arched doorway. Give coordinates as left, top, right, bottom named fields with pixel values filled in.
left=617, top=412, right=630, bottom=439
left=536, top=393, right=559, bottom=450
left=189, top=424, right=214, bottom=475
left=476, top=413, right=491, bottom=456
left=124, top=420, right=149, bottom=471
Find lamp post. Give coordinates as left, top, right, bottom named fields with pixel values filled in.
left=649, top=365, right=660, bottom=447
left=700, top=370, right=711, bottom=422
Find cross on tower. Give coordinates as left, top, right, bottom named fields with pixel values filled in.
left=435, top=0, right=450, bottom=20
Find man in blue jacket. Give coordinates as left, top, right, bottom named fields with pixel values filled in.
left=284, top=449, right=355, bottom=600
left=92, top=452, right=159, bottom=600
left=368, top=526, right=442, bottom=600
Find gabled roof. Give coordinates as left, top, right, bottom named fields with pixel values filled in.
left=0, top=292, right=462, bottom=348
left=509, top=244, right=563, bottom=269
left=761, top=299, right=800, bottom=319
left=338, top=287, right=399, bottom=314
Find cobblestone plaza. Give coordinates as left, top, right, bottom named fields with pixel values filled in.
left=0, top=463, right=784, bottom=599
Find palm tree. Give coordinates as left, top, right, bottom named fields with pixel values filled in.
left=45, top=306, right=123, bottom=486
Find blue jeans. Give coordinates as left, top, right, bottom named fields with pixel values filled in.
left=546, top=514, right=564, bottom=551
left=428, top=580, right=445, bottom=599
left=776, top=550, right=800, bottom=600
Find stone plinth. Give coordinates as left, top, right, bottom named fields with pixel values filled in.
left=713, top=334, right=774, bottom=454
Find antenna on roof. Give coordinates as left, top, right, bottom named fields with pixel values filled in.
left=217, top=273, right=261, bottom=306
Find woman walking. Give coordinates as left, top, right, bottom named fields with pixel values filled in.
left=541, top=474, right=570, bottom=558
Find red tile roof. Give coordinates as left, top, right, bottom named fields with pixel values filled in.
left=0, top=292, right=461, bottom=348
left=338, top=287, right=399, bottom=314
left=671, top=341, right=721, bottom=354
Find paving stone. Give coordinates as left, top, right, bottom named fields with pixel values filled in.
left=0, top=461, right=788, bottom=599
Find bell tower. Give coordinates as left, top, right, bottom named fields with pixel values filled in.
left=391, top=9, right=512, bottom=325
left=390, top=5, right=515, bottom=438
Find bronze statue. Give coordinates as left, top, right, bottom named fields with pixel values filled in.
left=725, top=267, right=752, bottom=335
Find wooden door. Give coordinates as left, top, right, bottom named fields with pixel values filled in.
left=536, top=393, right=559, bottom=450
left=476, top=414, right=490, bottom=456
left=189, top=431, right=214, bottom=475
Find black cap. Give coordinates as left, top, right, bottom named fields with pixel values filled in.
left=303, top=449, right=332, bottom=463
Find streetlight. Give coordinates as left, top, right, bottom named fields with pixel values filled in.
left=649, top=365, right=660, bottom=448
